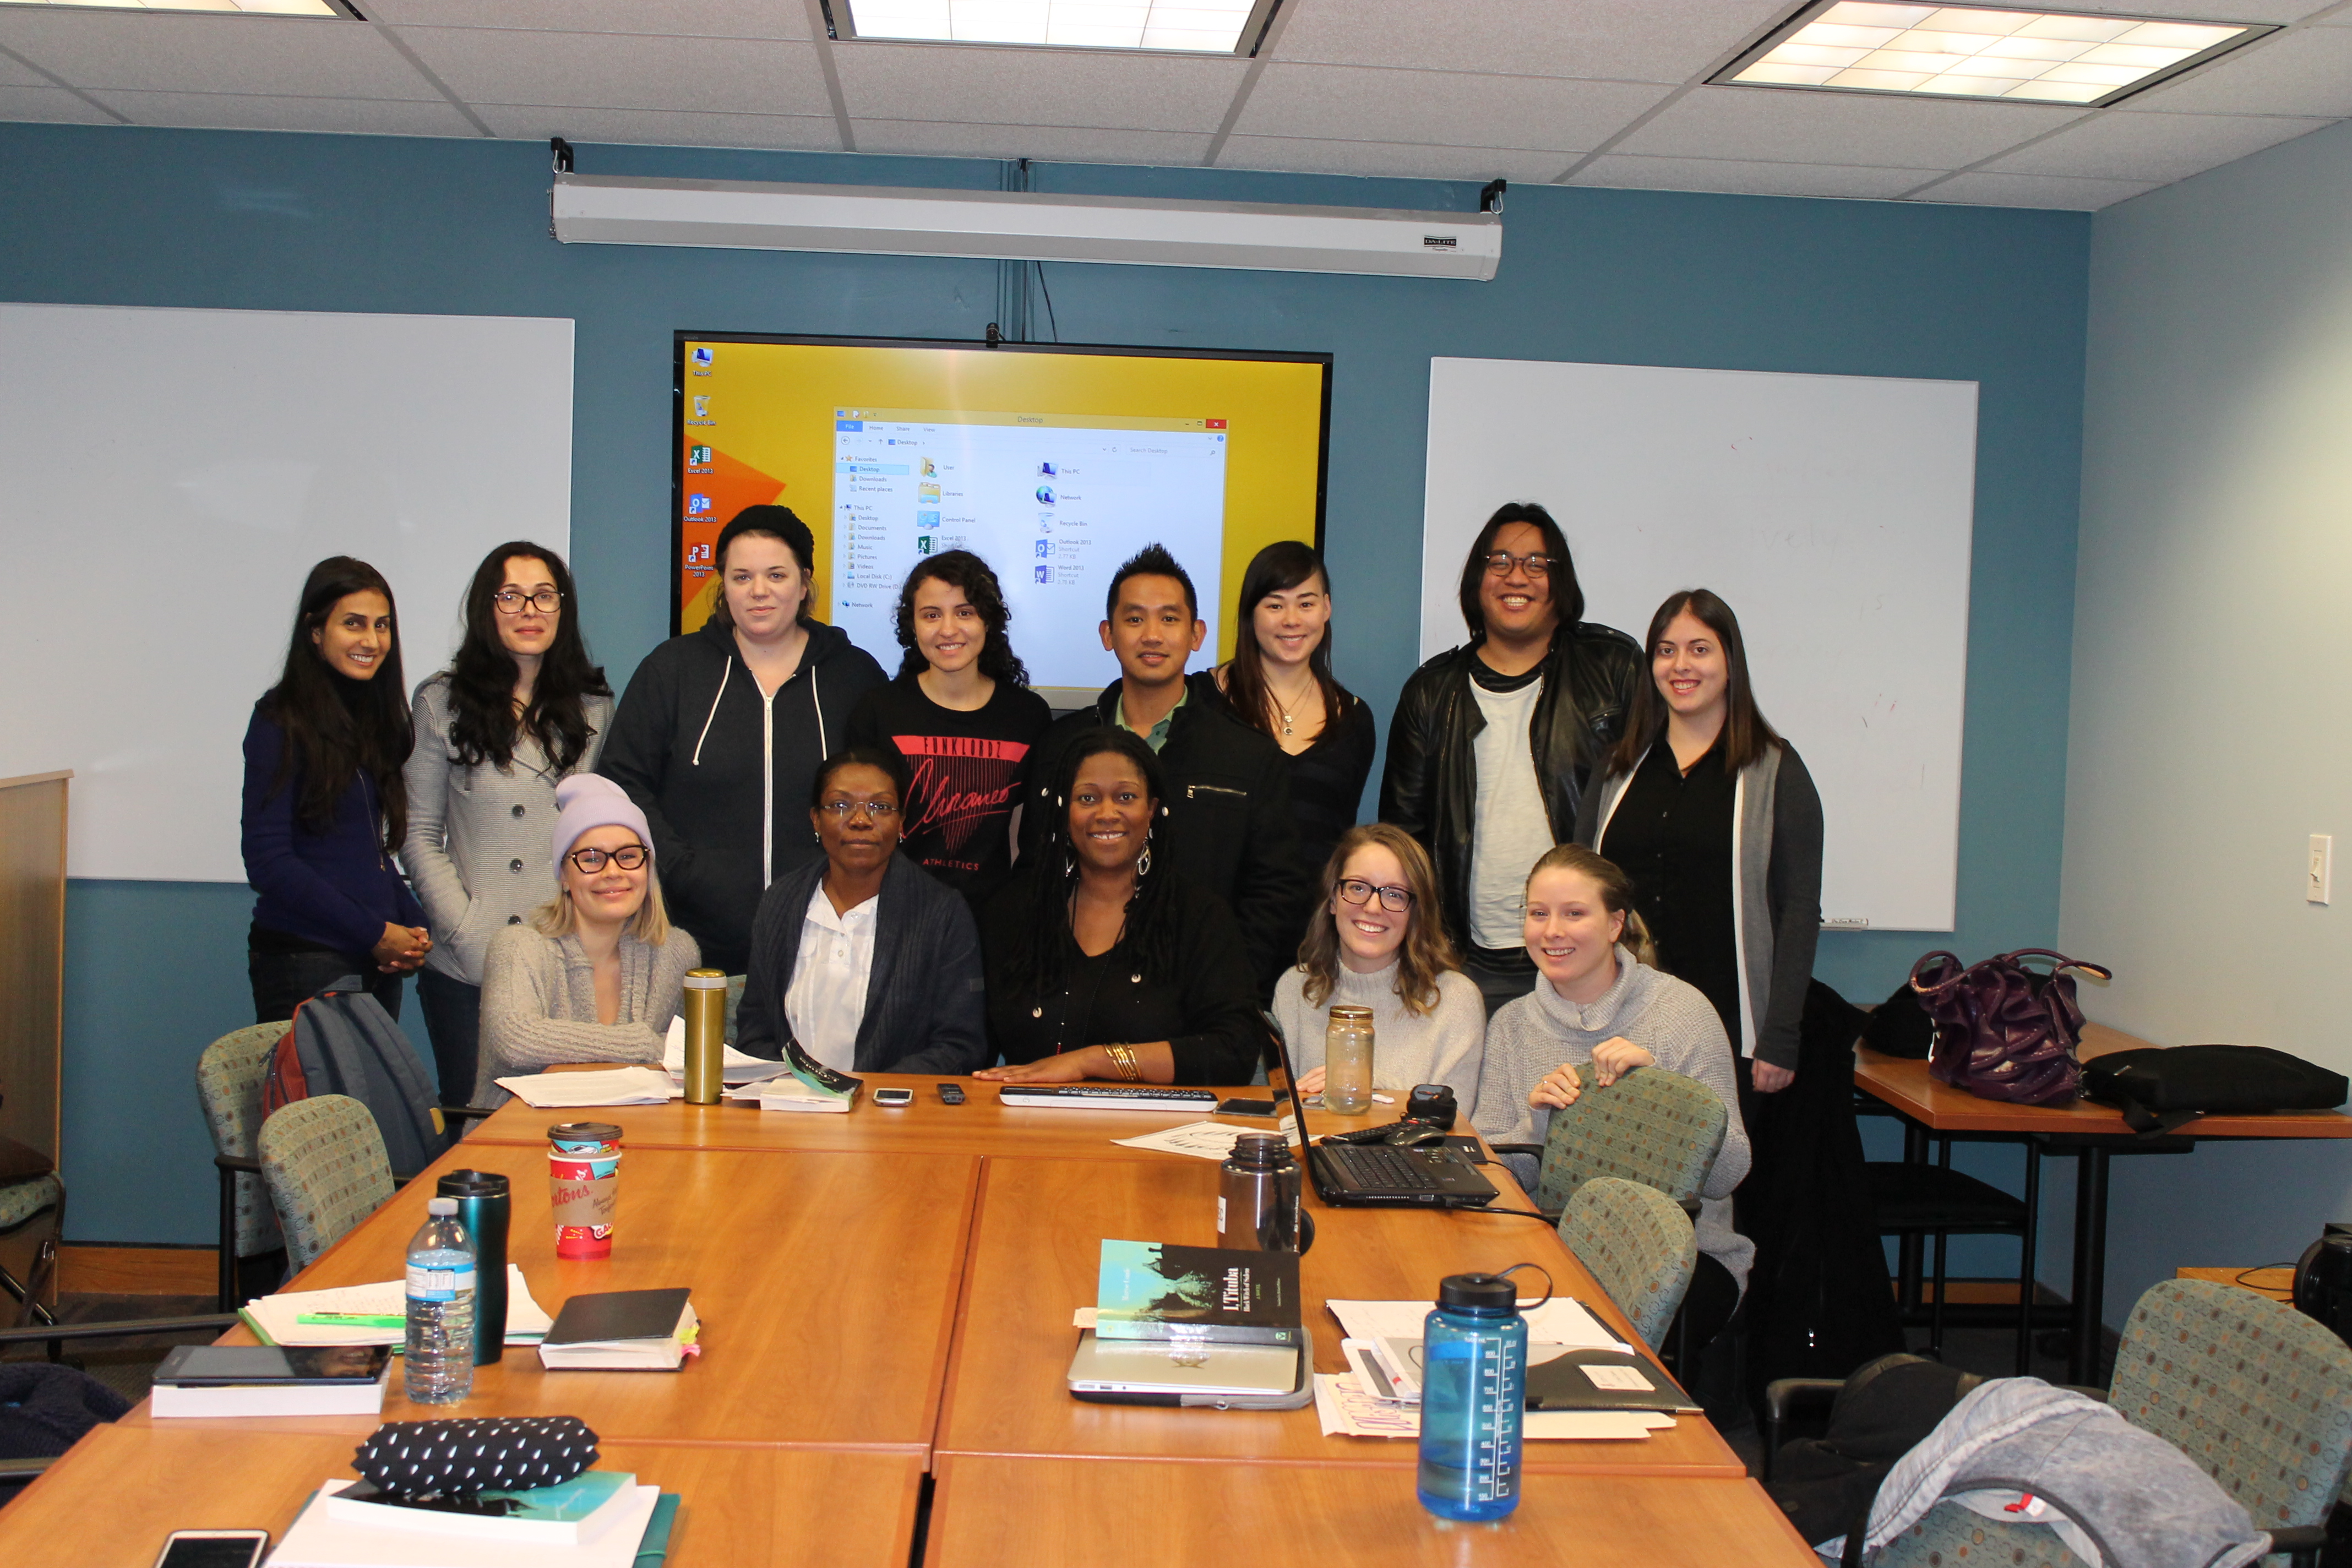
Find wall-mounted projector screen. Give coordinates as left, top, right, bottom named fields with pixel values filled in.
left=674, top=335, right=1330, bottom=695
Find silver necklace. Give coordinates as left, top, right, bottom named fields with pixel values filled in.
left=1266, top=673, right=1318, bottom=737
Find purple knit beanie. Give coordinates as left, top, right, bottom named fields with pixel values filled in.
left=551, top=775, right=653, bottom=883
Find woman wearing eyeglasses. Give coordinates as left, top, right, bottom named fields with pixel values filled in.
left=472, top=775, right=699, bottom=1110
left=1273, top=824, right=1484, bottom=1112
left=402, top=542, right=612, bottom=1102
left=733, top=746, right=988, bottom=1075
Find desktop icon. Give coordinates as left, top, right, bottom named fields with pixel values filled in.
left=1035, top=538, right=1050, bottom=559
left=918, top=536, right=935, bottom=555
left=1035, top=565, right=1052, bottom=584
left=1036, top=486, right=1054, bottom=505
left=918, top=483, right=940, bottom=500
left=687, top=494, right=711, bottom=515
left=1037, top=519, right=1052, bottom=534
left=688, top=444, right=712, bottom=466
left=1039, top=461, right=1055, bottom=476
left=692, top=396, right=711, bottom=419
left=686, top=542, right=712, bottom=568
left=921, top=458, right=937, bottom=477
left=689, top=346, right=715, bottom=372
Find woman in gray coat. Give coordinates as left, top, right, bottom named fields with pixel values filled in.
left=402, top=542, right=613, bottom=1102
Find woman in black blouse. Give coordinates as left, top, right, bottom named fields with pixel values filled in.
left=973, top=729, right=1261, bottom=1086
left=1207, top=541, right=1375, bottom=888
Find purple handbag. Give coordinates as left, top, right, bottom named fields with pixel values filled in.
left=1908, top=948, right=2112, bottom=1106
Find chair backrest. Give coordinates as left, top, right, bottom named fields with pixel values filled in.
left=257, top=1095, right=395, bottom=1272
left=1533, top=1066, right=1728, bottom=1215
left=1558, top=1176, right=1697, bottom=1347
left=195, top=1022, right=288, bottom=1257
left=2109, top=1277, right=2352, bottom=1534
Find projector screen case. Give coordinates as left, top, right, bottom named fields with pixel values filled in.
left=551, top=175, right=1501, bottom=281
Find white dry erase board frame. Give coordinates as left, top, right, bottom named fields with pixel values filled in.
left=1418, top=357, right=1975, bottom=933
left=0, top=304, right=575, bottom=883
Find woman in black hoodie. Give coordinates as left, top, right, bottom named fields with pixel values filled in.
left=600, top=506, right=887, bottom=974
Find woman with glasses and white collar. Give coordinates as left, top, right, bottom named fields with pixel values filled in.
left=1272, top=823, right=1485, bottom=1113
left=472, top=775, right=701, bottom=1111
left=733, top=745, right=989, bottom=1076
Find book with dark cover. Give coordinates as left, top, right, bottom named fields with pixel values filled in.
left=545, top=1288, right=693, bottom=1348
left=1093, top=1239, right=1302, bottom=1347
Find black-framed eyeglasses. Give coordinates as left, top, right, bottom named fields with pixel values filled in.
left=494, top=588, right=563, bottom=614
left=1483, top=552, right=1556, bottom=579
left=567, top=843, right=648, bottom=873
left=818, top=799, right=901, bottom=821
left=1336, top=878, right=1413, bottom=912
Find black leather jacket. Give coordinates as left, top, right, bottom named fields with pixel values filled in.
left=1378, top=625, right=1644, bottom=960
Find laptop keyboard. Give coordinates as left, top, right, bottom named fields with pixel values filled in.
left=1325, top=1141, right=1445, bottom=1191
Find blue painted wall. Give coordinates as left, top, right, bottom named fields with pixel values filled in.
left=0, top=122, right=2089, bottom=1244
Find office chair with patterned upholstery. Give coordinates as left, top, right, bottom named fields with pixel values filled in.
left=257, top=1095, right=396, bottom=1273
left=1558, top=1177, right=1697, bottom=1348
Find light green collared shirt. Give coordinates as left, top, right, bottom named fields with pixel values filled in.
left=1116, top=680, right=1188, bottom=753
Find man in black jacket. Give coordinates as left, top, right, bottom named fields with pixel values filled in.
left=1379, top=503, right=1642, bottom=1011
left=1020, top=545, right=1309, bottom=994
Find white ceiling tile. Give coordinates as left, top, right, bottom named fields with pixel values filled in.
left=1915, top=170, right=2160, bottom=208
left=0, top=82, right=115, bottom=123
left=1616, top=84, right=2086, bottom=168
left=833, top=41, right=1248, bottom=132
left=2114, top=27, right=2352, bottom=117
left=393, top=28, right=832, bottom=115
left=2024, top=0, right=2342, bottom=19
left=1270, top=0, right=1789, bottom=85
left=1566, top=153, right=1938, bottom=198
left=1232, top=63, right=1670, bottom=151
left=473, top=102, right=841, bottom=150
left=360, top=1, right=812, bottom=39
left=0, top=10, right=439, bottom=97
left=1983, top=109, right=2331, bottom=181
left=90, top=90, right=482, bottom=137
left=851, top=120, right=1213, bottom=163
left=1215, top=135, right=1572, bottom=181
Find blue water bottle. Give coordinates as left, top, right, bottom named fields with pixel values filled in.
left=1416, top=1271, right=1528, bottom=1522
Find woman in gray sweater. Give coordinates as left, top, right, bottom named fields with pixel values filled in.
left=473, top=775, right=700, bottom=1109
left=1473, top=843, right=1752, bottom=1352
left=1273, top=824, right=1484, bottom=1114
left=402, top=543, right=612, bottom=1101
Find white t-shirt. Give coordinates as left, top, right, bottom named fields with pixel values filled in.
left=784, top=883, right=878, bottom=1072
left=1467, top=676, right=1554, bottom=951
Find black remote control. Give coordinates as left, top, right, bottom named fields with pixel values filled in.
left=937, top=1083, right=967, bottom=1105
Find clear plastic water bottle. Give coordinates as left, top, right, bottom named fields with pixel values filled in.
left=404, top=1195, right=476, bottom=1406
left=1416, top=1271, right=1527, bottom=1522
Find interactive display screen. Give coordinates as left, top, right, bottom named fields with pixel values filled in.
left=674, top=335, right=1330, bottom=692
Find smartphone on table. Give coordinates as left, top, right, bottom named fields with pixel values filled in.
left=153, top=1532, right=269, bottom=1568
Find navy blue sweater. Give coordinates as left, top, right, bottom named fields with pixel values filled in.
left=241, top=706, right=424, bottom=957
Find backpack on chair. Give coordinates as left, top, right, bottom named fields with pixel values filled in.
left=262, top=978, right=453, bottom=1176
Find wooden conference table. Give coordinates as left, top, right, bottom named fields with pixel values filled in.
left=4, top=1073, right=1819, bottom=1567
left=1853, top=1041, right=2352, bottom=1382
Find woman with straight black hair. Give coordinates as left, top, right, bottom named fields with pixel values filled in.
left=973, top=728, right=1260, bottom=1086
left=242, top=556, right=429, bottom=1023
left=403, top=540, right=613, bottom=1101
left=1209, top=540, right=1375, bottom=888
left=1573, top=588, right=1822, bottom=1096
left=846, top=549, right=1050, bottom=907
left=600, top=505, right=888, bottom=975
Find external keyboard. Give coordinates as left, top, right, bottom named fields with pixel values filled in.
left=1323, top=1141, right=1445, bottom=1191
left=996, top=1086, right=1221, bottom=1111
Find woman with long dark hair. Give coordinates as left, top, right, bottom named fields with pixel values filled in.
left=1210, top=541, right=1375, bottom=885
left=599, top=505, right=888, bottom=975
left=241, top=556, right=428, bottom=1023
left=1573, top=589, right=1822, bottom=1096
left=846, top=550, right=1050, bottom=907
left=973, top=729, right=1259, bottom=1085
left=402, top=541, right=612, bottom=1100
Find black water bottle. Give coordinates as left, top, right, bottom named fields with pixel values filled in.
left=436, top=1169, right=509, bottom=1365
left=1217, top=1131, right=1311, bottom=1253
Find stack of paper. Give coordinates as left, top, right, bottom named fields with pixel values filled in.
left=493, top=1066, right=674, bottom=1108
left=1325, top=1296, right=1632, bottom=1355
left=241, top=1267, right=554, bottom=1348
left=269, top=1478, right=678, bottom=1568
left=659, top=1016, right=792, bottom=1091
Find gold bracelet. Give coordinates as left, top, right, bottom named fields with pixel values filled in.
left=1106, top=1043, right=1141, bottom=1082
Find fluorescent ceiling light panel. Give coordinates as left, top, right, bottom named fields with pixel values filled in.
left=1717, top=3, right=2273, bottom=106
left=835, top=0, right=1278, bottom=53
left=0, top=1, right=352, bottom=12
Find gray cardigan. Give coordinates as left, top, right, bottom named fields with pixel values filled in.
left=1576, top=739, right=1823, bottom=1070
left=401, top=675, right=612, bottom=987
left=1271, top=961, right=1486, bottom=1117
left=472, top=921, right=701, bottom=1108
left=734, top=853, right=988, bottom=1076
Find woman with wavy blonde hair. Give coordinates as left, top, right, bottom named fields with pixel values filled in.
left=1271, top=823, right=1485, bottom=1113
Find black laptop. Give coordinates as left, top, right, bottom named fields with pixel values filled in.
left=1267, top=1023, right=1499, bottom=1209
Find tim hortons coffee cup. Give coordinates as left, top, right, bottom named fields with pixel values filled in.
left=547, top=1121, right=623, bottom=1260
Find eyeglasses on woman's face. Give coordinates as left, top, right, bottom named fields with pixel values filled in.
left=494, top=587, right=563, bottom=615
left=1336, top=878, right=1413, bottom=912
left=1482, top=551, right=1555, bottom=579
left=817, top=799, right=901, bottom=821
left=568, top=843, right=648, bottom=873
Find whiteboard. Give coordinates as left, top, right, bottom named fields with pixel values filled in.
left=0, top=304, right=575, bottom=883
left=1419, top=357, right=1975, bottom=932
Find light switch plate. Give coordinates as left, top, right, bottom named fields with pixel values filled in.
left=2311, top=834, right=2332, bottom=905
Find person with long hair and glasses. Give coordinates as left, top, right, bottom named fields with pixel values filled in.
left=976, top=729, right=1260, bottom=1086
left=1575, top=589, right=1822, bottom=1099
left=241, top=556, right=428, bottom=1023
left=1273, top=824, right=1484, bottom=1113
left=1380, top=502, right=1642, bottom=1015
left=401, top=541, right=612, bottom=1102
left=1209, top=541, right=1375, bottom=888
left=600, top=505, right=887, bottom=975
left=846, top=550, right=1050, bottom=908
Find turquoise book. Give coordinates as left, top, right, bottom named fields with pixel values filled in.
left=1093, top=1239, right=1302, bottom=1347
